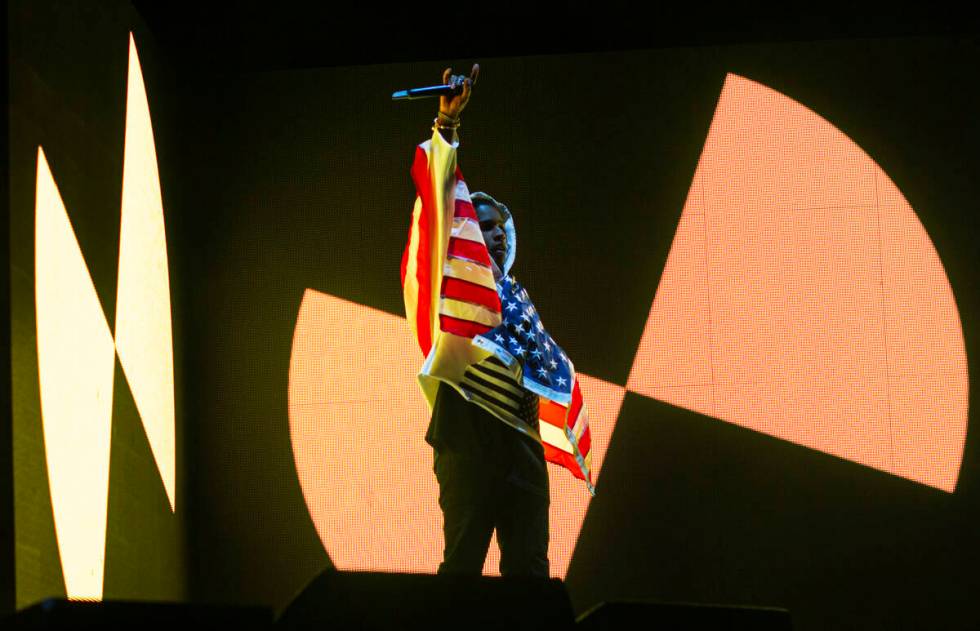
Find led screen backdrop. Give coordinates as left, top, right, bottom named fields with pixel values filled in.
left=180, top=36, right=980, bottom=630
left=8, top=1, right=187, bottom=608
left=286, top=69, right=967, bottom=581
left=8, top=8, right=979, bottom=630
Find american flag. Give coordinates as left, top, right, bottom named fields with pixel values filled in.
left=400, top=131, right=594, bottom=494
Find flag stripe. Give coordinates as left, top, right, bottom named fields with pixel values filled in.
left=467, top=366, right=526, bottom=402
left=409, top=145, right=434, bottom=356
left=448, top=237, right=492, bottom=266
left=473, top=355, right=517, bottom=379
left=460, top=386, right=528, bottom=431
left=540, top=422, right=574, bottom=453
left=543, top=443, right=586, bottom=481
left=539, top=398, right=567, bottom=428
left=470, top=362, right=521, bottom=388
left=444, top=257, right=496, bottom=289
left=439, top=314, right=492, bottom=338
left=454, top=197, right=478, bottom=220
left=439, top=297, right=500, bottom=328
left=451, top=217, right=484, bottom=243
left=462, top=373, right=524, bottom=412
left=568, top=379, right=583, bottom=429
left=442, top=277, right=500, bottom=313
left=576, top=425, right=592, bottom=458
left=571, top=401, right=588, bottom=438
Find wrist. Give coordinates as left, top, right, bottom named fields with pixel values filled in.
left=437, top=110, right=460, bottom=125
left=433, top=111, right=461, bottom=135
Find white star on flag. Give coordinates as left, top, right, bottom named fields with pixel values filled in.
left=550, top=359, right=558, bottom=369
left=505, top=302, right=518, bottom=312
left=556, top=376, right=567, bottom=387
left=537, top=367, right=549, bottom=378
left=494, top=333, right=505, bottom=343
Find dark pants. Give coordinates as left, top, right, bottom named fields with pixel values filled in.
left=428, top=383, right=550, bottom=578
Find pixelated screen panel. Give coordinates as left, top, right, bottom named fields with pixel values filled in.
left=287, top=72, right=967, bottom=577
left=33, top=34, right=175, bottom=600
left=288, top=289, right=625, bottom=577
left=628, top=74, right=968, bottom=492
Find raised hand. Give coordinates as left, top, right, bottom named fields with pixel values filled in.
left=439, top=63, right=480, bottom=120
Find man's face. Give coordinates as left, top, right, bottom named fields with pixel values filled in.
left=475, top=201, right=507, bottom=270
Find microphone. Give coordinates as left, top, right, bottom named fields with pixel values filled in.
left=391, top=84, right=460, bottom=100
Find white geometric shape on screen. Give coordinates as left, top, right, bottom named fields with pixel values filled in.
left=115, top=33, right=176, bottom=511
left=34, top=33, right=175, bottom=600
left=35, top=147, right=117, bottom=600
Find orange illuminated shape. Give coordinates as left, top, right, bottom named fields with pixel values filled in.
left=629, top=74, right=967, bottom=492
left=288, top=72, right=967, bottom=577
left=289, top=291, right=624, bottom=577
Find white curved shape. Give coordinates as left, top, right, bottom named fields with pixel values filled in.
left=114, top=33, right=176, bottom=511
left=35, top=147, right=116, bottom=600
left=33, top=32, right=176, bottom=600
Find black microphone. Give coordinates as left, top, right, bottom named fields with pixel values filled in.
left=391, top=84, right=460, bottom=100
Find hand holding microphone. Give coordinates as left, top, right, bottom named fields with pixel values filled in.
left=438, top=64, right=480, bottom=120
left=391, top=63, right=480, bottom=120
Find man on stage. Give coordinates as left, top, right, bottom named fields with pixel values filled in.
left=400, top=65, right=594, bottom=578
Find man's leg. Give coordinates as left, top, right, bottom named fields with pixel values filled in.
left=494, top=479, right=550, bottom=578
left=494, top=428, right=550, bottom=578
left=434, top=448, right=495, bottom=575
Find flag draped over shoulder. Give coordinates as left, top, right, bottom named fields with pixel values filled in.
left=400, top=129, right=594, bottom=495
